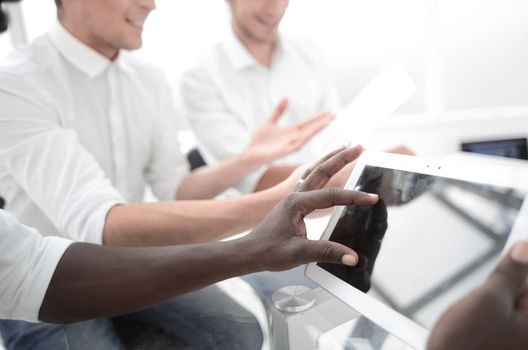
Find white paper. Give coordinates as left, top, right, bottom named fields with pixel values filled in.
left=321, top=60, right=417, bottom=151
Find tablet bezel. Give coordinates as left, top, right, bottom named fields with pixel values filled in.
left=305, top=151, right=528, bottom=349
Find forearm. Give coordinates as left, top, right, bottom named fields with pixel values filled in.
left=39, top=239, right=258, bottom=323
left=103, top=183, right=289, bottom=246
left=40, top=146, right=370, bottom=325
left=254, top=165, right=297, bottom=192
left=176, top=152, right=263, bottom=200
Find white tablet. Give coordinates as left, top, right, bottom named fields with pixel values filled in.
left=305, top=151, right=528, bottom=349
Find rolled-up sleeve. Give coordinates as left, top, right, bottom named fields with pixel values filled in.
left=0, top=77, right=125, bottom=244
left=0, top=210, right=72, bottom=322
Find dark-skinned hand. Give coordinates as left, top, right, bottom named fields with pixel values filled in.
left=242, top=145, right=380, bottom=272
left=428, top=240, right=528, bottom=350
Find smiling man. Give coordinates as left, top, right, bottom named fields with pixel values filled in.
left=180, top=0, right=340, bottom=194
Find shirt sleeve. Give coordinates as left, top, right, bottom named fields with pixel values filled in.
left=0, top=74, right=125, bottom=244
left=0, top=210, right=72, bottom=322
left=179, top=67, right=267, bottom=194
left=145, top=73, right=190, bottom=201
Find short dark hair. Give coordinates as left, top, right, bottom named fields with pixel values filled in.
left=55, top=0, right=61, bottom=8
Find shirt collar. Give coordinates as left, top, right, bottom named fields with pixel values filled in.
left=224, top=28, right=258, bottom=71
left=224, top=28, right=286, bottom=72
left=49, top=22, right=129, bottom=78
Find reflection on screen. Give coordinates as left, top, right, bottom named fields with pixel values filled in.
left=318, top=166, right=526, bottom=329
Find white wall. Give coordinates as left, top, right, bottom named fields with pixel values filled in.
left=440, top=0, right=528, bottom=111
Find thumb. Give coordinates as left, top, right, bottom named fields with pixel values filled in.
left=302, top=239, right=359, bottom=266
left=486, top=240, right=528, bottom=302
left=269, top=98, right=289, bottom=124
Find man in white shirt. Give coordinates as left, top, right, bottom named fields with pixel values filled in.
left=0, top=0, right=338, bottom=348
left=180, top=0, right=340, bottom=194
left=178, top=0, right=347, bottom=314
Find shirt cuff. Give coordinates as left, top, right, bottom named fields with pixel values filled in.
left=84, top=199, right=124, bottom=245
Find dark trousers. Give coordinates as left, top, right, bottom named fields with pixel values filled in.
left=0, top=285, right=263, bottom=350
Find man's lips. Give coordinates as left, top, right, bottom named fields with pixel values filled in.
left=255, top=16, right=279, bottom=29
left=126, top=18, right=145, bottom=30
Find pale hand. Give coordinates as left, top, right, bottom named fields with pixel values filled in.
left=244, top=98, right=335, bottom=167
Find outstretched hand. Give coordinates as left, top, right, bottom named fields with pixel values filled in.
left=244, top=98, right=335, bottom=166
left=428, top=240, right=528, bottom=350
left=243, top=145, right=379, bottom=272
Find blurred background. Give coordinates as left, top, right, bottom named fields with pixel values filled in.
left=1, top=0, right=528, bottom=155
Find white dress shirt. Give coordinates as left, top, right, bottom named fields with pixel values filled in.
left=179, top=30, right=339, bottom=193
left=0, top=210, right=72, bottom=322
left=0, top=23, right=189, bottom=244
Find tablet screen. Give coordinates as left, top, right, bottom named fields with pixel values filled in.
left=317, top=165, right=526, bottom=328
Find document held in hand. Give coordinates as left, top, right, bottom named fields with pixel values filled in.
left=320, top=60, right=417, bottom=152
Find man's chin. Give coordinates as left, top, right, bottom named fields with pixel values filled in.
left=123, top=39, right=143, bottom=51
left=255, top=33, right=278, bottom=45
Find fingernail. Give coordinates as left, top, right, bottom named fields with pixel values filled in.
left=367, top=193, right=379, bottom=199
left=511, top=241, right=528, bottom=264
left=342, top=254, right=358, bottom=266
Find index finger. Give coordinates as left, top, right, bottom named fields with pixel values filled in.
left=485, top=241, right=528, bottom=302
left=290, top=188, right=379, bottom=218
left=294, top=112, right=335, bottom=130
left=269, top=98, right=289, bottom=123
left=297, top=145, right=363, bottom=192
